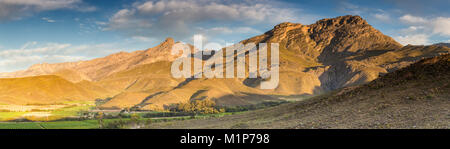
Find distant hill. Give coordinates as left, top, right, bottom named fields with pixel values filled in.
left=0, top=15, right=449, bottom=109
left=0, top=38, right=183, bottom=82
left=146, top=54, right=450, bottom=128
left=0, top=39, right=189, bottom=106
left=0, top=75, right=112, bottom=105
left=434, top=42, right=450, bottom=48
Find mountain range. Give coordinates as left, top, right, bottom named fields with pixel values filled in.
left=0, top=15, right=449, bottom=111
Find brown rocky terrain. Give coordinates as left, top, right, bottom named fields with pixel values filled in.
left=138, top=15, right=449, bottom=110
left=0, top=15, right=449, bottom=111
left=146, top=54, right=450, bottom=129
left=434, top=43, right=450, bottom=48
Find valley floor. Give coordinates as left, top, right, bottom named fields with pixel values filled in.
left=2, top=74, right=448, bottom=129
left=0, top=112, right=243, bottom=129
left=0, top=115, right=203, bottom=129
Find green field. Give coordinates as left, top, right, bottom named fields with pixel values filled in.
left=0, top=120, right=98, bottom=129
left=0, top=101, right=95, bottom=121
left=0, top=112, right=240, bottom=129
left=0, top=100, right=282, bottom=129
left=0, top=118, right=172, bottom=129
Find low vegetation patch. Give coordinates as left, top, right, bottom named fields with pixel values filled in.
left=169, top=99, right=225, bottom=115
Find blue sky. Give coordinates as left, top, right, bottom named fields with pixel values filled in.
left=0, top=0, right=449, bottom=72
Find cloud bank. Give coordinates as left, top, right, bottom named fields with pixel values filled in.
left=395, top=14, right=450, bottom=45
left=0, top=0, right=95, bottom=22
left=104, top=0, right=308, bottom=42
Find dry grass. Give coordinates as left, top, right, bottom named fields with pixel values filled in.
left=0, top=75, right=104, bottom=105
left=146, top=54, right=450, bottom=129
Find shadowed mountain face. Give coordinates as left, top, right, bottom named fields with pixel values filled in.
left=0, top=15, right=449, bottom=110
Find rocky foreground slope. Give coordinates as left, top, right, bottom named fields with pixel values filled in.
left=147, top=54, right=450, bottom=129
left=0, top=15, right=448, bottom=110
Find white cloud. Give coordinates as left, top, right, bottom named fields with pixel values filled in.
left=73, top=18, right=106, bottom=35
left=396, top=14, right=450, bottom=45
left=107, top=8, right=153, bottom=30
left=399, top=14, right=450, bottom=36
left=206, top=27, right=234, bottom=34
left=395, top=34, right=430, bottom=45
left=104, top=0, right=304, bottom=40
left=41, top=17, right=56, bottom=23
left=0, top=42, right=70, bottom=57
left=128, top=0, right=299, bottom=23
left=339, top=2, right=365, bottom=15
left=338, top=2, right=393, bottom=23
left=199, top=27, right=261, bottom=35
left=399, top=14, right=427, bottom=24
left=373, top=13, right=390, bottom=21
left=430, top=17, right=450, bottom=36
left=131, top=36, right=156, bottom=42
left=0, top=0, right=95, bottom=22
left=399, top=26, right=425, bottom=34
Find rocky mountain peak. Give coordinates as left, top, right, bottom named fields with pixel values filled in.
left=244, top=15, right=402, bottom=62
left=306, top=15, right=402, bottom=60
left=274, top=22, right=303, bottom=29
left=161, top=37, right=175, bottom=46
left=314, top=15, right=367, bottom=28
left=144, top=37, right=175, bottom=53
